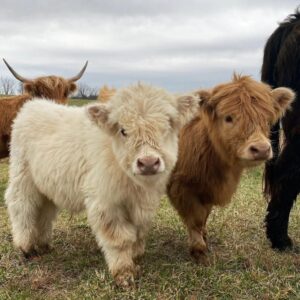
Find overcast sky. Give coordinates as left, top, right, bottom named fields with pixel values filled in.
left=0, top=0, right=298, bottom=92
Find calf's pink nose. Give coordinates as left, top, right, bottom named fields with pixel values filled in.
left=137, top=156, right=161, bottom=175
left=249, top=143, right=271, bottom=160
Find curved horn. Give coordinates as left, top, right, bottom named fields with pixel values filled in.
left=3, top=59, right=31, bottom=83
left=68, top=61, right=88, bottom=82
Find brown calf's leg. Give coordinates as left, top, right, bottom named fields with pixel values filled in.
left=168, top=182, right=213, bottom=264
left=185, top=202, right=212, bottom=264
left=0, top=137, right=9, bottom=159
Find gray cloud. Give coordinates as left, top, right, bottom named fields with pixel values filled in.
left=0, top=1, right=298, bottom=92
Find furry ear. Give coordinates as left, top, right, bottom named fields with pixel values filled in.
left=195, top=89, right=215, bottom=116
left=271, top=87, right=295, bottom=119
left=175, top=94, right=200, bottom=128
left=69, top=82, right=77, bottom=93
left=23, top=82, right=34, bottom=94
left=87, top=104, right=110, bottom=128
left=195, top=89, right=211, bottom=104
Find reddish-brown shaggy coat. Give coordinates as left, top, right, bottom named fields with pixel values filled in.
left=0, top=76, right=77, bottom=158
left=167, top=75, right=294, bottom=263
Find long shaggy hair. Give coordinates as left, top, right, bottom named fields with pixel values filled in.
left=23, top=76, right=77, bottom=102
left=262, top=8, right=300, bottom=199
left=5, top=83, right=199, bottom=287
left=167, top=74, right=294, bottom=261
left=0, top=76, right=77, bottom=158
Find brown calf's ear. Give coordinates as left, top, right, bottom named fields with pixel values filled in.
left=195, top=89, right=215, bottom=117
left=195, top=89, right=211, bottom=105
left=176, top=94, right=200, bottom=127
left=271, top=87, right=295, bottom=118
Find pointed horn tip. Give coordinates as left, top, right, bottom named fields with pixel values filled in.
left=68, top=60, right=89, bottom=82
left=82, top=60, right=88, bottom=70
left=2, top=59, right=30, bottom=83
left=3, top=58, right=9, bottom=67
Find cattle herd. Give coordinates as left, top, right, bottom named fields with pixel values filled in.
left=1, top=10, right=300, bottom=288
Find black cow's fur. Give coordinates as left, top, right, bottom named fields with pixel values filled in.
left=263, top=9, right=300, bottom=250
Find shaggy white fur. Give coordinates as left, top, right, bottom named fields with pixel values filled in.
left=5, top=83, right=199, bottom=288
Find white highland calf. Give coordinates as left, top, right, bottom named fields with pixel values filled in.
left=5, top=83, right=199, bottom=287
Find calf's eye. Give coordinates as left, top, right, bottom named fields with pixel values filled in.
left=120, top=128, right=127, bottom=137
left=225, top=115, right=233, bottom=123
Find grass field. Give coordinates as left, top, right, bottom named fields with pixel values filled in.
left=68, top=98, right=96, bottom=106
left=0, top=96, right=95, bottom=107
left=1, top=162, right=300, bottom=299
left=1, top=100, right=300, bottom=299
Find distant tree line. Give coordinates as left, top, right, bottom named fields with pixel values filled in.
left=72, top=83, right=98, bottom=100
left=0, top=77, right=98, bottom=100
left=0, top=77, right=15, bottom=95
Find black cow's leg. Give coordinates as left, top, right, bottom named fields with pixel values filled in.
left=266, top=186, right=297, bottom=250
left=265, top=142, right=300, bottom=250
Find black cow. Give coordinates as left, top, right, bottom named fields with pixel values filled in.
left=262, top=9, right=300, bottom=250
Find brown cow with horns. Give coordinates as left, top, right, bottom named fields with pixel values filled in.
left=0, top=59, right=88, bottom=158
left=167, top=74, right=295, bottom=263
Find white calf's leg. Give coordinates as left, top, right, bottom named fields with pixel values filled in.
left=133, top=225, right=150, bottom=259
left=5, top=172, right=44, bottom=257
left=133, top=238, right=145, bottom=259
left=86, top=205, right=138, bottom=288
left=103, top=243, right=139, bottom=288
left=36, top=198, right=58, bottom=253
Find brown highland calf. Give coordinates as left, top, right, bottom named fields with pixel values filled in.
left=167, top=75, right=295, bottom=263
left=0, top=59, right=88, bottom=158
left=97, top=85, right=116, bottom=102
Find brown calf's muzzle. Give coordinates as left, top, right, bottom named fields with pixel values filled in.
left=237, top=130, right=273, bottom=164
left=248, top=141, right=272, bottom=161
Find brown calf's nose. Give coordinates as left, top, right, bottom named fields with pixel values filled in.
left=249, top=143, right=271, bottom=160
left=137, top=156, right=161, bottom=175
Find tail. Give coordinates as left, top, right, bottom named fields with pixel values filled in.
left=262, top=23, right=285, bottom=198
left=261, top=24, right=283, bottom=200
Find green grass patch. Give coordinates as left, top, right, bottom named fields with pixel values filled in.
left=0, top=96, right=95, bottom=107
left=1, top=162, right=300, bottom=299
left=68, top=98, right=95, bottom=106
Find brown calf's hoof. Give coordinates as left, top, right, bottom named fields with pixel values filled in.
left=190, top=248, right=210, bottom=266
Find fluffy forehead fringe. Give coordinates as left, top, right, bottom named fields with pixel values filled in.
left=198, top=74, right=280, bottom=128
left=212, top=74, right=272, bottom=99
left=210, top=74, right=276, bottom=118
left=108, top=82, right=177, bottom=116
left=105, top=83, right=179, bottom=136
left=111, top=82, right=174, bottom=104
left=31, top=76, right=68, bottom=88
